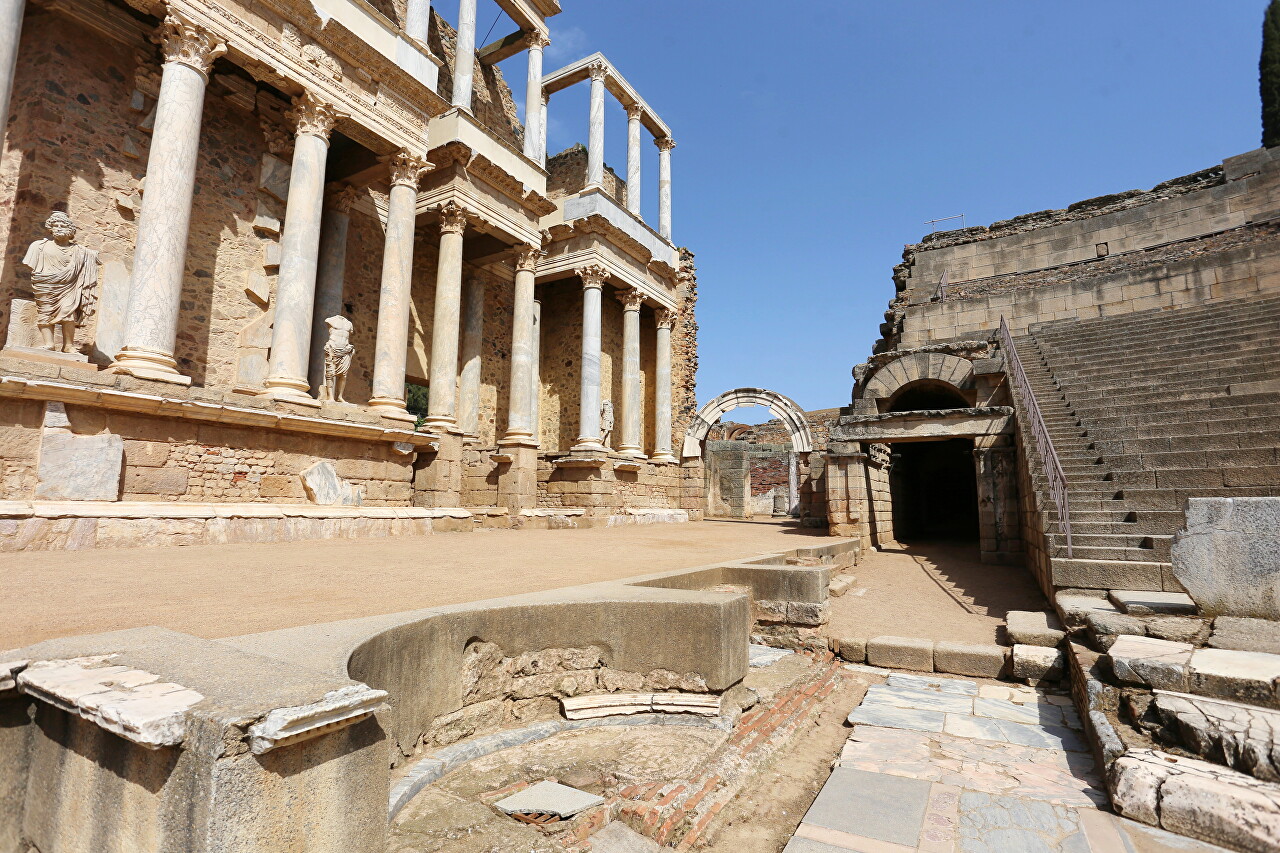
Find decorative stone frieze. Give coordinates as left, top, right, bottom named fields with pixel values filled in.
left=155, top=13, right=226, bottom=77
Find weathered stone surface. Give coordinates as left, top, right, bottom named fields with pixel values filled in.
left=1145, top=616, right=1210, bottom=645
left=1211, top=617, right=1280, bottom=655
left=1056, top=591, right=1118, bottom=629
left=300, top=460, right=363, bottom=506
left=933, top=641, right=1009, bottom=679
left=123, top=466, right=190, bottom=496
left=495, top=780, right=605, bottom=817
left=867, top=636, right=934, bottom=672
left=1171, top=497, right=1280, bottom=620
left=247, top=684, right=388, bottom=753
left=1012, top=645, right=1064, bottom=683
left=1109, top=590, right=1198, bottom=617
left=1086, top=610, right=1147, bottom=649
left=834, top=637, right=866, bottom=664
left=1108, top=635, right=1192, bottom=691
left=1006, top=611, right=1065, bottom=648
left=1154, top=690, right=1280, bottom=782
left=34, top=432, right=124, bottom=501
left=1189, top=648, right=1280, bottom=709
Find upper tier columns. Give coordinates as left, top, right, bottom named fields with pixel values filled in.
left=423, top=201, right=468, bottom=432
left=587, top=62, right=606, bottom=188
left=617, top=288, right=644, bottom=457
left=111, top=15, right=225, bottom=385
left=458, top=275, right=485, bottom=443
left=502, top=244, right=541, bottom=446
left=451, top=0, right=477, bottom=110
left=369, top=151, right=432, bottom=417
left=539, top=91, right=549, bottom=167
left=651, top=308, right=677, bottom=462
left=308, top=184, right=360, bottom=394
left=572, top=264, right=608, bottom=452
left=625, top=105, right=642, bottom=216
left=0, top=0, right=24, bottom=131
left=262, top=93, right=338, bottom=404
left=405, top=0, right=430, bottom=43
left=656, top=137, right=675, bottom=242
left=522, top=33, right=549, bottom=162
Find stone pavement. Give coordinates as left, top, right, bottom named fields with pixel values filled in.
left=786, top=672, right=1229, bottom=853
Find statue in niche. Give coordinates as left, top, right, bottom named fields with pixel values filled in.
left=21, top=211, right=99, bottom=353
left=319, top=315, right=354, bottom=403
left=600, top=399, right=615, bottom=448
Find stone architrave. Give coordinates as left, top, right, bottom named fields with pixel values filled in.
left=300, top=460, right=363, bottom=506
left=20, top=211, right=99, bottom=353
left=319, top=315, right=354, bottom=403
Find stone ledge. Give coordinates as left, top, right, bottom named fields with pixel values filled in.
left=0, top=501, right=473, bottom=520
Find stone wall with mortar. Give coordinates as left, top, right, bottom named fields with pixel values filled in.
left=429, top=10, right=524, bottom=150
left=545, top=144, right=627, bottom=207
left=536, top=456, right=682, bottom=514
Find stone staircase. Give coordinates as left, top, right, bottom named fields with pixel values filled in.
left=1009, top=293, right=1280, bottom=593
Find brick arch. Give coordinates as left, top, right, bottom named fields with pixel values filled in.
left=682, top=388, right=813, bottom=458
left=859, top=353, right=975, bottom=403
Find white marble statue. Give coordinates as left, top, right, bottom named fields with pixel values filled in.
left=320, top=315, right=354, bottom=402
left=21, top=211, right=99, bottom=353
left=601, top=399, right=615, bottom=448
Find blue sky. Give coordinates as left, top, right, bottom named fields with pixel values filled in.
left=456, top=1, right=1268, bottom=422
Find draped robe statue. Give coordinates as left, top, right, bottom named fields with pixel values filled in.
left=320, top=315, right=354, bottom=403
left=21, top=212, right=98, bottom=353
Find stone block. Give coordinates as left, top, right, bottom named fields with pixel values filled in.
left=866, top=636, right=934, bottom=672
left=1189, top=648, right=1280, bottom=709
left=933, top=641, right=1010, bottom=679
left=122, top=440, right=171, bottom=468
left=34, top=432, right=124, bottom=501
left=1006, top=610, right=1065, bottom=647
left=300, top=461, right=363, bottom=507
left=1145, top=615, right=1209, bottom=645
left=1109, top=590, right=1198, bottom=616
left=834, top=637, right=866, bottom=664
left=122, top=466, right=189, bottom=496
left=1171, top=497, right=1280, bottom=620
left=1108, top=635, right=1192, bottom=691
left=1087, top=610, right=1148, bottom=649
left=1210, top=617, right=1280, bottom=655
left=258, top=153, right=291, bottom=202
left=787, top=601, right=829, bottom=627
left=1011, top=644, right=1064, bottom=683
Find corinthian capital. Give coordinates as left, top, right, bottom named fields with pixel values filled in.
left=515, top=243, right=543, bottom=273
left=156, top=13, right=227, bottom=76
left=437, top=200, right=469, bottom=234
left=625, top=103, right=644, bottom=122
left=617, top=288, right=644, bottom=311
left=525, top=30, right=551, bottom=50
left=575, top=263, right=610, bottom=289
left=654, top=137, right=676, bottom=153
left=388, top=149, right=432, bottom=188
left=326, top=183, right=363, bottom=213
left=287, top=91, right=339, bottom=139
left=587, top=61, right=608, bottom=83
left=656, top=308, right=676, bottom=330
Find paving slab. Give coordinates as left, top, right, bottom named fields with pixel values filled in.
left=800, top=766, right=930, bottom=847
left=847, top=703, right=945, bottom=733
left=1109, top=590, right=1198, bottom=617
left=493, top=780, right=604, bottom=817
left=589, top=820, right=661, bottom=852
left=1007, top=610, right=1067, bottom=647
left=973, top=696, right=1067, bottom=727
left=863, top=684, right=975, bottom=714
left=887, top=673, right=978, bottom=696
left=748, top=644, right=794, bottom=668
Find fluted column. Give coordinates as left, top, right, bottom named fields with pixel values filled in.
left=423, top=201, right=468, bottom=432
left=0, top=0, right=24, bottom=133
left=308, top=184, right=360, bottom=394
left=572, top=264, right=608, bottom=452
left=539, top=91, right=549, bottom=166
left=451, top=0, right=477, bottom=110
left=502, top=244, right=541, bottom=446
left=458, top=275, right=485, bottom=443
left=651, top=308, right=676, bottom=462
left=625, top=104, right=642, bottom=216
left=262, top=93, right=337, bottom=403
left=522, top=32, right=549, bottom=161
left=111, top=15, right=225, bottom=385
left=369, top=150, right=432, bottom=417
left=656, top=137, right=675, bottom=241
left=617, top=288, right=644, bottom=457
left=587, top=61, right=606, bottom=188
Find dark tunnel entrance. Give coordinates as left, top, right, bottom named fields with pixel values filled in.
left=889, top=438, right=979, bottom=541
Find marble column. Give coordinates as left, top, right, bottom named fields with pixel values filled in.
left=502, top=244, right=541, bottom=446
left=531, top=298, right=542, bottom=441
left=539, top=91, right=549, bottom=166
left=617, top=288, right=644, bottom=457
left=110, top=15, right=225, bottom=385
left=458, top=275, right=485, bottom=443
left=656, top=137, right=675, bottom=241
left=423, top=201, right=468, bottom=432
left=0, top=0, right=24, bottom=133
left=587, top=61, right=607, bottom=188
left=522, top=32, right=549, bottom=161
left=308, top=184, right=361, bottom=394
left=625, top=104, right=643, bottom=216
left=572, top=264, right=608, bottom=452
left=451, top=0, right=477, bottom=110
left=369, top=150, right=431, bottom=417
left=651, top=308, right=677, bottom=462
left=262, top=93, right=337, bottom=403
left=405, top=0, right=430, bottom=43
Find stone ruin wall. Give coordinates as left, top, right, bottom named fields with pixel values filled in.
left=545, top=144, right=628, bottom=207
left=876, top=147, right=1280, bottom=353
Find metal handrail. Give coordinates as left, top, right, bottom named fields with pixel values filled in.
left=998, top=317, right=1072, bottom=557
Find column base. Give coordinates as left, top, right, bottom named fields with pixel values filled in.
left=649, top=451, right=678, bottom=464
left=259, top=381, right=321, bottom=408
left=499, top=432, right=539, bottom=449
left=369, top=397, right=417, bottom=423
left=462, top=433, right=482, bottom=446
left=109, top=346, right=192, bottom=387
left=422, top=415, right=461, bottom=434
left=616, top=445, right=646, bottom=459
left=570, top=438, right=608, bottom=453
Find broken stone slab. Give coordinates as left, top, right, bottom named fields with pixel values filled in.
left=1109, top=590, right=1198, bottom=617
left=866, top=636, right=934, bottom=672
left=1153, top=690, right=1280, bottom=783
left=861, top=684, right=973, bottom=714
left=1171, top=497, right=1280, bottom=620
left=589, top=821, right=662, bottom=852
left=828, top=574, right=858, bottom=597
left=748, top=644, right=793, bottom=668
left=1108, top=635, right=1193, bottom=691
left=34, top=431, right=124, bottom=502
left=1006, top=611, right=1066, bottom=647
left=300, top=460, right=363, bottom=507
left=885, top=673, right=977, bottom=696
left=846, top=702, right=945, bottom=733
left=1086, top=610, right=1148, bottom=650
left=1145, top=615, right=1209, bottom=645
left=1057, top=591, right=1121, bottom=630
left=1189, top=648, right=1280, bottom=709
left=1211, top=617, right=1280, bottom=655
left=247, top=684, right=389, bottom=754
left=1012, top=645, right=1064, bottom=684
left=494, top=780, right=605, bottom=818
left=932, top=641, right=1010, bottom=679
left=559, top=692, right=719, bottom=721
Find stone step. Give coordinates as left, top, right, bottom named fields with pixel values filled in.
left=1034, top=334, right=1280, bottom=365
left=1050, top=556, right=1173, bottom=591
left=1033, top=314, right=1280, bottom=349
left=1031, top=303, right=1280, bottom=343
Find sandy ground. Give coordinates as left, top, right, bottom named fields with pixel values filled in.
left=0, top=518, right=828, bottom=649
left=826, top=540, right=1049, bottom=645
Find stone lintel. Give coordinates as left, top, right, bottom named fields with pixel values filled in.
left=830, top=406, right=1014, bottom=443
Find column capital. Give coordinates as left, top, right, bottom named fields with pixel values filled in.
left=155, top=13, right=227, bottom=77
left=515, top=243, right=543, bottom=272
left=575, top=263, right=610, bottom=289
left=625, top=103, right=644, bottom=121
left=524, top=30, right=551, bottom=50
left=287, top=91, right=339, bottom=140
left=259, top=116, right=294, bottom=157
left=654, top=137, right=676, bottom=153
left=617, top=288, right=644, bottom=312
left=587, top=60, right=608, bottom=82
left=388, top=149, right=433, bottom=188
left=437, top=200, right=469, bottom=234
left=656, top=307, right=676, bottom=329
left=326, top=182, right=363, bottom=213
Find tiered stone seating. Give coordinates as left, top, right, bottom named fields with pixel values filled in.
left=1013, top=293, right=1280, bottom=592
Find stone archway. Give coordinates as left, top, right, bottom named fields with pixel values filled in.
left=682, top=387, right=813, bottom=459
